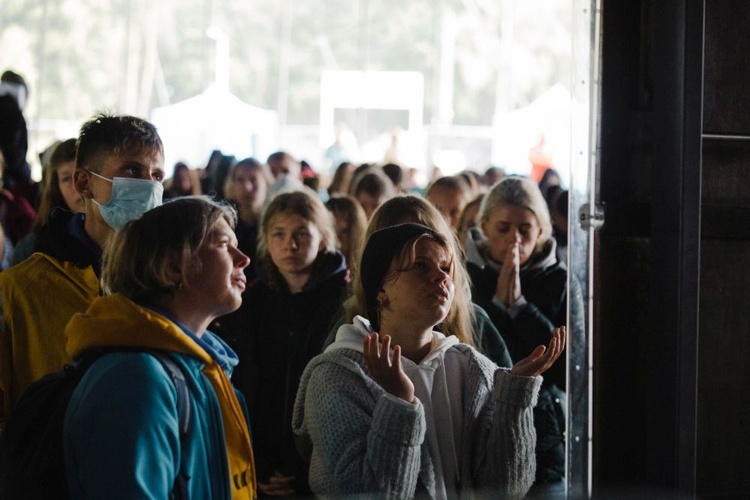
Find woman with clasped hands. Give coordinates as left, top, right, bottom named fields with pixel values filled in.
left=465, top=176, right=584, bottom=491
left=292, top=223, right=564, bottom=498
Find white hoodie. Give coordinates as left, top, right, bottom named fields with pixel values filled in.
left=327, top=315, right=470, bottom=499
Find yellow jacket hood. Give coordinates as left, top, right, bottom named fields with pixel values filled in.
left=65, top=294, right=211, bottom=364
left=65, top=293, right=257, bottom=499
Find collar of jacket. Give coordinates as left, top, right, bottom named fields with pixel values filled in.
left=255, top=249, right=348, bottom=292
left=65, top=293, right=212, bottom=362
left=34, top=209, right=101, bottom=273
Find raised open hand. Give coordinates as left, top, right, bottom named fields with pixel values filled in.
left=363, top=333, right=415, bottom=403
left=511, top=326, right=566, bottom=377
left=495, top=237, right=522, bottom=307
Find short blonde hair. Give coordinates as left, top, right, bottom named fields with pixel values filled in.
left=102, top=196, right=237, bottom=301
left=479, top=176, right=553, bottom=253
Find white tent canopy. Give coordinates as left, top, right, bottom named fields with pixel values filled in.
left=492, top=83, right=588, bottom=187
left=151, top=85, right=278, bottom=178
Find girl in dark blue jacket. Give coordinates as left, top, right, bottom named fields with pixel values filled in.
left=216, top=189, right=348, bottom=497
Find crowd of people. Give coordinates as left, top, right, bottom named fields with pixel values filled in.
left=0, top=67, right=579, bottom=499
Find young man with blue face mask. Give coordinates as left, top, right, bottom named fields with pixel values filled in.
left=0, top=113, right=165, bottom=421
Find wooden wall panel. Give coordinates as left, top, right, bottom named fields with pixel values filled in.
left=698, top=241, right=750, bottom=495
left=704, top=0, right=750, bottom=134
left=697, top=1, right=750, bottom=496
left=702, top=140, right=750, bottom=205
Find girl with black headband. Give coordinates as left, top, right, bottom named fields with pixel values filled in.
left=293, top=223, right=564, bottom=498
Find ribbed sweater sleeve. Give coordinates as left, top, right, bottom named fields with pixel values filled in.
left=466, top=353, right=541, bottom=499
left=302, top=360, right=426, bottom=498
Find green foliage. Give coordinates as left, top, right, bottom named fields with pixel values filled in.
left=2, top=0, right=572, bottom=126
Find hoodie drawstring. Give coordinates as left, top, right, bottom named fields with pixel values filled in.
left=439, top=351, right=461, bottom=488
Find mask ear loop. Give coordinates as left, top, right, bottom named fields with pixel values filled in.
left=86, top=169, right=114, bottom=183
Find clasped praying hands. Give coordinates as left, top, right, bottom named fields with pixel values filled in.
left=495, top=235, right=523, bottom=307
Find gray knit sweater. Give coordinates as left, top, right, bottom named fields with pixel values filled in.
left=292, top=344, right=542, bottom=499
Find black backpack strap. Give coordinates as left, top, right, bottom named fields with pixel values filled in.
left=149, top=352, right=192, bottom=500
left=151, top=353, right=192, bottom=437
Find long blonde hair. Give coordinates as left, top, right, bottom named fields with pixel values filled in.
left=257, top=189, right=338, bottom=290
left=325, top=194, right=368, bottom=273
left=345, top=194, right=475, bottom=345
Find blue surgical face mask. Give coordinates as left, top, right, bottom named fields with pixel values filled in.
left=88, top=170, right=164, bottom=229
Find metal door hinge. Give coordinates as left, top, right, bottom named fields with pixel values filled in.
left=578, top=202, right=605, bottom=230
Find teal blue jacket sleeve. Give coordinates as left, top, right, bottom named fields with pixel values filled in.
left=64, top=353, right=181, bottom=500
